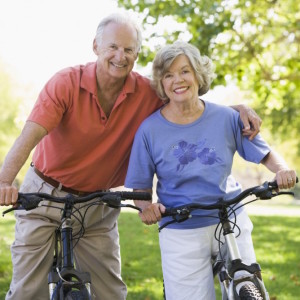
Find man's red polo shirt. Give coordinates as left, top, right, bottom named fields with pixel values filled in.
left=28, top=62, right=162, bottom=191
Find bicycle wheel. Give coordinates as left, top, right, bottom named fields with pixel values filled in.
left=65, top=290, right=90, bottom=300
left=238, top=282, right=263, bottom=300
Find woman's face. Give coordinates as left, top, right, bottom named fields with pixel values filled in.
left=161, top=55, right=199, bottom=104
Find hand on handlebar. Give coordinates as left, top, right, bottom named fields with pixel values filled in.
left=275, top=169, right=297, bottom=190
left=0, top=183, right=18, bottom=206
left=138, top=203, right=166, bottom=226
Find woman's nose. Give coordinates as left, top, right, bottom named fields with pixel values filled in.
left=174, top=74, right=184, bottom=83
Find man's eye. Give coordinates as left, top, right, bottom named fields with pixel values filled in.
left=125, top=48, right=134, bottom=54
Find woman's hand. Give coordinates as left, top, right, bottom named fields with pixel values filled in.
left=138, top=203, right=166, bottom=225
left=275, top=169, right=297, bottom=190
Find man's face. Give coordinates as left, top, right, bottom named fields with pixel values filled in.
left=94, top=22, right=139, bottom=80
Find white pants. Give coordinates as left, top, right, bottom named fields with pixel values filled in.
left=159, top=210, right=256, bottom=300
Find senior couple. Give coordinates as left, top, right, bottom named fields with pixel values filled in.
left=0, top=12, right=296, bottom=300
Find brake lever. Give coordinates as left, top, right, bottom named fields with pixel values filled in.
left=2, top=206, right=18, bottom=216
left=277, top=191, right=294, bottom=196
left=253, top=181, right=295, bottom=200
left=119, top=203, right=142, bottom=212
left=101, top=194, right=122, bottom=208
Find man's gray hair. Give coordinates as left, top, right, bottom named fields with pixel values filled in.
left=95, top=12, right=142, bottom=53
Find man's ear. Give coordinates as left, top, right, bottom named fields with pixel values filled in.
left=134, top=51, right=139, bottom=61
left=93, top=39, right=99, bottom=55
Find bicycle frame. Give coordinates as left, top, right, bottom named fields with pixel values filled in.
left=160, top=179, right=298, bottom=299
left=3, top=190, right=152, bottom=300
left=213, top=206, right=269, bottom=300
left=48, top=202, right=91, bottom=300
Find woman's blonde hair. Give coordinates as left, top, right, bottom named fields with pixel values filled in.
left=151, top=41, right=216, bottom=101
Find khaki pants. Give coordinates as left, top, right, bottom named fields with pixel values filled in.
left=6, top=167, right=127, bottom=300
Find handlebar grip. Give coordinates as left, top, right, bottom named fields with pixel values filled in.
left=269, top=176, right=298, bottom=188
left=118, top=191, right=152, bottom=200
left=161, top=208, right=173, bottom=217
left=268, top=180, right=278, bottom=188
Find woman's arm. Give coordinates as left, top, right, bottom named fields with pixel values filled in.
left=261, top=150, right=297, bottom=189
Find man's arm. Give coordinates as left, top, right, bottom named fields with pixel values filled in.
left=231, top=104, right=262, bottom=140
left=0, top=121, right=47, bottom=206
left=133, top=189, right=165, bottom=225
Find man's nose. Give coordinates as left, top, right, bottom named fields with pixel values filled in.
left=115, top=48, right=126, bottom=60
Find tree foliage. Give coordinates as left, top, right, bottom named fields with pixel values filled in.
left=0, top=63, right=21, bottom=162
left=118, top=0, right=300, bottom=154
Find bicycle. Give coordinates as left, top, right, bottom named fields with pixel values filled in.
left=160, top=179, right=298, bottom=300
left=2, top=190, right=152, bottom=300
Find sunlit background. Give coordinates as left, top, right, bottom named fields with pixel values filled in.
left=0, top=2, right=299, bottom=298
left=0, top=0, right=299, bottom=195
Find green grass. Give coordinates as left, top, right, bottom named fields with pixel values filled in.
left=0, top=210, right=15, bottom=300
left=1, top=209, right=300, bottom=299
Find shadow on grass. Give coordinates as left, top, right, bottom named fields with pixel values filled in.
left=119, top=213, right=300, bottom=300
left=248, top=216, right=300, bottom=300
left=0, top=216, right=15, bottom=300
left=0, top=212, right=299, bottom=300
left=119, top=212, right=164, bottom=300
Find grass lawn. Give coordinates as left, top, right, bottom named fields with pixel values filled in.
left=0, top=209, right=299, bottom=299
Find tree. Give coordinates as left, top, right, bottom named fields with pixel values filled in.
left=118, top=0, right=300, bottom=154
left=0, top=62, right=21, bottom=161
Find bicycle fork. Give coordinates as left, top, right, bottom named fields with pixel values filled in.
left=48, top=203, right=92, bottom=299
left=217, top=208, right=269, bottom=300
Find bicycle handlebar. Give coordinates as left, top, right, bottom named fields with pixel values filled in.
left=158, top=179, right=298, bottom=231
left=2, top=190, right=152, bottom=216
left=162, top=179, right=298, bottom=218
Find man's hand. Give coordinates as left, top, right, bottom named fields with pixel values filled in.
left=0, top=182, right=18, bottom=206
left=232, top=104, right=262, bottom=140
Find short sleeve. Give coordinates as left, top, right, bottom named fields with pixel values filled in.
left=125, top=125, right=155, bottom=189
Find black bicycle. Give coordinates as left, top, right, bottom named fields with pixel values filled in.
left=2, top=190, right=151, bottom=300
left=160, top=179, right=298, bottom=300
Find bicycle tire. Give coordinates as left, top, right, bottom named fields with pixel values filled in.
left=65, top=290, right=89, bottom=300
left=238, top=282, right=263, bottom=300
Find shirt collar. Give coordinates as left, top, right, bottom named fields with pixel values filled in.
left=122, top=71, right=136, bottom=94
left=81, top=62, right=137, bottom=96
left=81, top=62, right=98, bottom=96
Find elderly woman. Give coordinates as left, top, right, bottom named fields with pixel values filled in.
left=125, top=41, right=296, bottom=300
